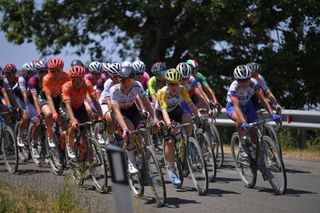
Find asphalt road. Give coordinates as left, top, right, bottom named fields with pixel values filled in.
left=0, top=153, right=319, bottom=213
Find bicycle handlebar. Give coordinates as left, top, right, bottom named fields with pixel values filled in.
left=78, top=119, right=103, bottom=128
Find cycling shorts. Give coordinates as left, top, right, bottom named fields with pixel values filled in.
left=112, top=104, right=144, bottom=130
left=180, top=101, right=192, bottom=115
left=226, top=100, right=257, bottom=123
left=156, top=105, right=185, bottom=123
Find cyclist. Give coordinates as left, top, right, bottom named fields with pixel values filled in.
left=98, top=63, right=121, bottom=143
left=0, top=71, right=13, bottom=120
left=132, top=60, right=150, bottom=91
left=186, top=59, right=222, bottom=111
left=147, top=62, right=167, bottom=106
left=226, top=65, right=280, bottom=159
left=1, top=64, right=18, bottom=111
left=28, top=60, right=48, bottom=157
left=246, top=62, right=282, bottom=114
left=177, top=62, right=212, bottom=114
left=110, top=61, right=158, bottom=174
left=61, top=65, right=103, bottom=159
left=155, top=68, right=200, bottom=187
left=16, top=61, right=38, bottom=147
left=85, top=61, right=103, bottom=116
left=40, top=57, right=69, bottom=148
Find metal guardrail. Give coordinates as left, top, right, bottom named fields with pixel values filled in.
left=215, top=109, right=320, bottom=130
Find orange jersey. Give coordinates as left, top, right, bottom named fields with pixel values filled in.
left=62, top=79, right=95, bottom=109
left=43, top=72, right=70, bottom=98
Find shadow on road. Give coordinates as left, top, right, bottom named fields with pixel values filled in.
left=165, top=197, right=201, bottom=208
left=15, top=169, right=51, bottom=175
left=206, top=188, right=241, bottom=197
left=213, top=176, right=241, bottom=183
left=285, top=168, right=311, bottom=174
left=256, top=187, right=317, bottom=197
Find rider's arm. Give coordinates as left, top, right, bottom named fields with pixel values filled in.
left=256, top=89, right=273, bottom=115
left=31, top=90, right=41, bottom=114
left=18, top=77, right=29, bottom=104
left=43, top=77, right=57, bottom=115
left=1, top=87, right=11, bottom=107
left=231, top=96, right=246, bottom=123
left=64, top=99, right=76, bottom=122
left=195, top=87, right=210, bottom=111
left=181, top=86, right=200, bottom=116
left=265, top=90, right=278, bottom=106
left=203, top=84, right=218, bottom=104
left=157, top=90, right=171, bottom=125
left=86, top=92, right=103, bottom=118
left=112, top=102, right=128, bottom=131
left=148, top=77, right=158, bottom=106
left=141, top=95, right=158, bottom=122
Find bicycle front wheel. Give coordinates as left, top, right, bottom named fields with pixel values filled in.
left=208, top=123, right=224, bottom=168
left=146, top=146, right=166, bottom=207
left=261, top=136, right=287, bottom=194
left=2, top=126, right=18, bottom=174
left=48, top=133, right=64, bottom=175
left=88, top=137, right=108, bottom=193
left=230, top=132, right=257, bottom=188
left=195, top=129, right=216, bottom=182
left=186, top=136, right=208, bottom=195
left=14, top=121, right=29, bottom=162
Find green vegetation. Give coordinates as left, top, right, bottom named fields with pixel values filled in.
left=0, top=0, right=319, bottom=109
left=0, top=177, right=87, bottom=213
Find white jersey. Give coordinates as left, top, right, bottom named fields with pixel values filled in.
left=99, top=78, right=115, bottom=104
left=256, top=74, right=269, bottom=92
left=18, top=76, right=28, bottom=91
left=227, top=78, right=260, bottom=106
left=110, top=81, right=146, bottom=109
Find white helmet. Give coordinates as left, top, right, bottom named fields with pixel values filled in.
left=132, top=61, right=146, bottom=74
left=88, top=61, right=102, bottom=73
left=23, top=62, right=35, bottom=72
left=233, top=65, right=251, bottom=80
left=107, top=63, right=121, bottom=76
left=176, top=62, right=192, bottom=78
left=101, top=62, right=110, bottom=73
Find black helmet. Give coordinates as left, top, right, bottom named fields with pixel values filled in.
left=119, top=61, right=136, bottom=78
left=71, top=59, right=84, bottom=67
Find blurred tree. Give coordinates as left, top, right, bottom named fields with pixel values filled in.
left=0, top=0, right=319, bottom=109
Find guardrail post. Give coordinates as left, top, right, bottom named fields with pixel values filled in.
left=106, top=144, right=133, bottom=213
left=299, top=129, right=307, bottom=149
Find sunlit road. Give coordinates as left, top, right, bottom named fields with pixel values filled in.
left=0, top=153, right=319, bottom=213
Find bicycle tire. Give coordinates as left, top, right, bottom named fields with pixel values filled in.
left=48, top=132, right=64, bottom=175
left=127, top=145, right=144, bottom=198
left=146, top=146, right=166, bottom=207
left=27, top=123, right=43, bottom=167
left=14, top=121, right=29, bottom=162
left=88, top=137, right=109, bottom=193
left=261, top=135, right=287, bottom=194
left=186, top=136, right=208, bottom=195
left=230, top=132, right=257, bottom=188
left=264, top=124, right=281, bottom=153
left=1, top=125, right=18, bottom=174
left=194, top=129, right=216, bottom=182
left=209, top=123, right=224, bottom=168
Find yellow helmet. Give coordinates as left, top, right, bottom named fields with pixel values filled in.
left=165, top=68, right=181, bottom=83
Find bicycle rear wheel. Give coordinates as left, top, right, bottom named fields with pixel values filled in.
left=146, top=146, right=166, bottom=207
left=14, top=121, right=29, bottom=162
left=230, top=132, right=257, bottom=188
left=195, top=129, right=216, bottom=182
left=88, top=137, right=108, bottom=193
left=2, top=126, right=18, bottom=174
left=27, top=123, right=43, bottom=167
left=209, top=123, right=224, bottom=168
left=261, top=136, right=287, bottom=194
left=186, top=136, right=208, bottom=195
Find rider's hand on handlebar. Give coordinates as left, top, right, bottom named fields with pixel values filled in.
left=52, top=112, right=59, bottom=122
left=275, top=104, right=282, bottom=114
left=241, top=121, right=249, bottom=130
left=271, top=114, right=281, bottom=121
left=70, top=118, right=78, bottom=129
left=167, top=123, right=176, bottom=136
left=122, top=128, right=130, bottom=144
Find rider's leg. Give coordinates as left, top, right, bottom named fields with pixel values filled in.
left=41, top=104, right=53, bottom=138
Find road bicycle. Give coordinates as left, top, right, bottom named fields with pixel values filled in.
left=230, top=118, right=287, bottom=194
left=67, top=120, right=108, bottom=193
left=0, top=111, right=18, bottom=174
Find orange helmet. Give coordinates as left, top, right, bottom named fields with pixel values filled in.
left=48, top=57, right=64, bottom=70
left=68, top=65, right=85, bottom=78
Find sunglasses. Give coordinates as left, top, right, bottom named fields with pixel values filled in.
left=122, top=78, right=134, bottom=84
left=237, top=78, right=250, bottom=83
left=168, top=82, right=179, bottom=87
left=136, top=73, right=144, bottom=76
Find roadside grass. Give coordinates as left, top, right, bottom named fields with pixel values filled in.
left=0, top=176, right=87, bottom=213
